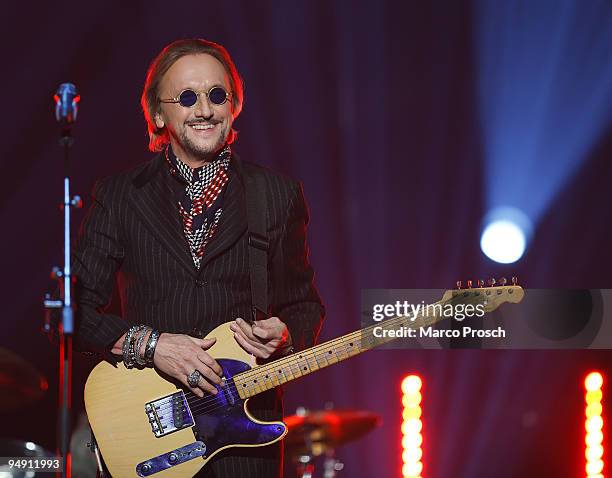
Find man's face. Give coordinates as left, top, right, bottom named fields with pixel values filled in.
left=155, top=54, right=234, bottom=164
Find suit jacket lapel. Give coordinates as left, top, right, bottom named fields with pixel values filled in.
left=130, top=154, right=196, bottom=275
left=198, top=158, right=247, bottom=273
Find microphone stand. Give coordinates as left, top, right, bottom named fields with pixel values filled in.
left=44, top=125, right=82, bottom=478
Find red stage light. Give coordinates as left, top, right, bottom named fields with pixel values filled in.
left=584, top=371, right=604, bottom=478
left=401, top=375, right=423, bottom=478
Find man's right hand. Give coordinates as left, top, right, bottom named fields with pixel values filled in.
left=153, top=333, right=223, bottom=398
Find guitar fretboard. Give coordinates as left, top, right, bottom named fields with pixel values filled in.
left=233, top=300, right=446, bottom=399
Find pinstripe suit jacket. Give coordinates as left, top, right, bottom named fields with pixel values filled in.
left=72, top=151, right=324, bottom=477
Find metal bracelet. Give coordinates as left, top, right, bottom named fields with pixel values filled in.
left=129, top=325, right=147, bottom=367
left=122, top=325, right=139, bottom=368
left=122, top=326, right=135, bottom=366
left=126, top=326, right=140, bottom=368
left=134, top=326, right=152, bottom=367
left=144, top=329, right=160, bottom=365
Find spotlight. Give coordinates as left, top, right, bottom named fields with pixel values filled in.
left=480, top=207, right=532, bottom=264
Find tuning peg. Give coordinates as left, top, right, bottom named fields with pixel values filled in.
left=499, top=277, right=507, bottom=286
left=466, top=280, right=473, bottom=288
left=456, top=280, right=463, bottom=289
left=512, top=276, right=518, bottom=285
left=487, top=277, right=496, bottom=287
left=477, top=279, right=485, bottom=288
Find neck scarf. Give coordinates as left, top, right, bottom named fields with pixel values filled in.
left=165, top=146, right=231, bottom=268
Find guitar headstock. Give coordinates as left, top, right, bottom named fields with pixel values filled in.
left=441, top=277, right=524, bottom=312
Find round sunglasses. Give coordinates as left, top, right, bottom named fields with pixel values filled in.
left=159, top=86, right=231, bottom=107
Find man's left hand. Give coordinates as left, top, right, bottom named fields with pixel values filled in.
left=230, top=316, right=292, bottom=359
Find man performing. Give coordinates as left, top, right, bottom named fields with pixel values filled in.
left=73, top=38, right=324, bottom=477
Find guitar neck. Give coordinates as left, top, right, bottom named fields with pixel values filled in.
left=233, top=302, right=443, bottom=399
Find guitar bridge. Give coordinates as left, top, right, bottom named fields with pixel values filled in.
left=145, top=391, right=194, bottom=437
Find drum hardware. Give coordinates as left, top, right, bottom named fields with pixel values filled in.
left=0, top=349, right=48, bottom=476
left=87, top=431, right=107, bottom=478
left=0, top=347, right=47, bottom=410
left=285, top=406, right=380, bottom=477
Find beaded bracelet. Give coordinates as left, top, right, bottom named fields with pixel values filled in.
left=127, top=326, right=140, bottom=368
left=122, top=325, right=139, bottom=368
left=123, top=325, right=160, bottom=368
left=125, top=325, right=146, bottom=368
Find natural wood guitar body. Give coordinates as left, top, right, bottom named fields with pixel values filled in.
left=85, top=285, right=523, bottom=477
left=85, top=321, right=286, bottom=478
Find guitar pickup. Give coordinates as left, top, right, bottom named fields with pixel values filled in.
left=145, top=391, right=194, bottom=437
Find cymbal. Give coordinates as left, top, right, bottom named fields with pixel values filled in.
left=284, top=409, right=381, bottom=456
left=0, top=347, right=48, bottom=410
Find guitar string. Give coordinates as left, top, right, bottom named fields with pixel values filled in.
left=155, top=291, right=504, bottom=418
left=232, top=291, right=494, bottom=384
left=154, top=326, right=378, bottom=419
left=158, top=298, right=454, bottom=418
left=180, top=311, right=431, bottom=417
left=157, top=301, right=451, bottom=418
left=154, top=322, right=392, bottom=419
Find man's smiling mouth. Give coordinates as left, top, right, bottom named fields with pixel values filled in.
left=189, top=123, right=216, bottom=130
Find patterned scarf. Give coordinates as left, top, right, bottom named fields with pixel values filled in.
left=165, top=145, right=231, bottom=268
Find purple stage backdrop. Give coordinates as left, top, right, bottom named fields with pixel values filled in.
left=1, top=1, right=611, bottom=477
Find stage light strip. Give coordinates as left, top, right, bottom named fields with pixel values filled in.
left=401, top=375, right=423, bottom=478
left=585, top=371, right=604, bottom=478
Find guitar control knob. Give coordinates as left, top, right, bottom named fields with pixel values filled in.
left=141, top=463, right=152, bottom=473
left=169, top=453, right=178, bottom=464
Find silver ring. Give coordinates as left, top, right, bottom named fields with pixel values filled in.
left=187, top=370, right=201, bottom=388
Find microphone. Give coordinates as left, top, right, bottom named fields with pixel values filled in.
left=54, top=83, right=80, bottom=124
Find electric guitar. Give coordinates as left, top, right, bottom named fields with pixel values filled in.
left=85, top=283, right=524, bottom=477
